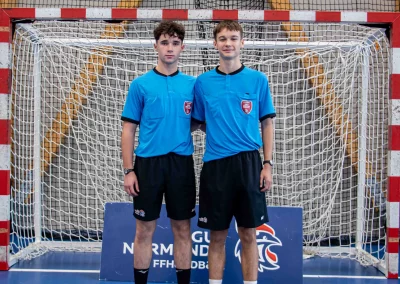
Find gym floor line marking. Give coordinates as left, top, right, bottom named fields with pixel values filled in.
left=8, top=269, right=398, bottom=279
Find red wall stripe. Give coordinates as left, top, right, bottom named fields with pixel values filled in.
left=0, top=221, right=9, bottom=247
left=163, top=9, right=188, bottom=20
left=367, top=12, right=399, bottom=23
left=391, top=74, right=400, bottom=99
left=0, top=262, right=8, bottom=270
left=0, top=10, right=10, bottom=46
left=388, top=177, right=400, bottom=202
left=0, top=10, right=10, bottom=27
left=316, top=11, right=341, bottom=22
left=392, top=19, right=400, bottom=48
left=5, top=8, right=35, bottom=19
left=0, top=219, right=9, bottom=270
left=387, top=227, right=399, bottom=253
left=213, top=10, right=238, bottom=21
left=0, top=31, right=10, bottom=43
left=0, top=120, right=9, bottom=145
left=61, top=8, right=86, bottom=19
left=264, top=10, right=290, bottom=22
left=111, top=8, right=137, bottom=20
left=0, top=69, right=9, bottom=94
left=0, top=170, right=10, bottom=196
left=389, top=125, right=400, bottom=151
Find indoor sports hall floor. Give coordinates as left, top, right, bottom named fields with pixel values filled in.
left=0, top=251, right=399, bottom=284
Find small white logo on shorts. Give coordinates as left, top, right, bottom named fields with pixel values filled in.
left=135, top=209, right=145, bottom=217
left=261, top=215, right=264, bottom=220
left=191, top=208, right=195, bottom=212
left=199, top=217, right=207, bottom=223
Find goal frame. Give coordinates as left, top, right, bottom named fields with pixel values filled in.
left=0, top=7, right=399, bottom=279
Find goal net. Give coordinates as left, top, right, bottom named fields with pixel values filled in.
left=10, top=20, right=389, bottom=268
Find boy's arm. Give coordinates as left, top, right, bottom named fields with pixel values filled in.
left=121, top=80, right=142, bottom=197
left=260, top=117, right=274, bottom=192
left=121, top=121, right=140, bottom=197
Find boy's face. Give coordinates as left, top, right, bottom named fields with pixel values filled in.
left=214, top=28, right=244, bottom=60
left=154, top=33, right=184, bottom=65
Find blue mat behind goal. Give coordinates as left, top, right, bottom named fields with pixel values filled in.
left=100, top=203, right=302, bottom=283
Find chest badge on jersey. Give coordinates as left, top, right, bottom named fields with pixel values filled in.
left=184, top=101, right=193, bottom=115
left=241, top=100, right=253, bottom=114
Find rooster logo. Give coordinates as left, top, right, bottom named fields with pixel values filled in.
left=234, top=223, right=282, bottom=271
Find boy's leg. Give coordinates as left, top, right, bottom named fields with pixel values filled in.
left=132, top=155, right=165, bottom=283
left=234, top=150, right=268, bottom=282
left=165, top=153, right=197, bottom=284
left=171, top=219, right=192, bottom=269
left=134, top=220, right=157, bottom=284
left=197, top=156, right=237, bottom=282
left=237, top=227, right=258, bottom=281
left=208, top=229, right=229, bottom=281
left=171, top=219, right=192, bottom=284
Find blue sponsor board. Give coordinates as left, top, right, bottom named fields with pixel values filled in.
left=100, top=203, right=302, bottom=283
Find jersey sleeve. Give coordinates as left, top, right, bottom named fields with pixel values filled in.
left=192, top=78, right=206, bottom=123
left=121, top=80, right=142, bottom=124
left=259, top=74, right=276, bottom=122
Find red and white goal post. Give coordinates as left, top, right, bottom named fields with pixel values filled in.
left=0, top=8, right=399, bottom=278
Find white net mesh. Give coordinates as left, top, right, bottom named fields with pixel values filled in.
left=10, top=20, right=389, bottom=266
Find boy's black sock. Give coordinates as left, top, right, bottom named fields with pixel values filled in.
left=176, top=268, right=191, bottom=284
left=134, top=267, right=149, bottom=284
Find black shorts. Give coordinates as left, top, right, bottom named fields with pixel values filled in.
left=133, top=153, right=196, bottom=221
left=197, top=150, right=268, bottom=230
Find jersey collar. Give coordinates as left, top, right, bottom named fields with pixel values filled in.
left=153, top=67, right=179, bottom=77
left=215, top=64, right=245, bottom=76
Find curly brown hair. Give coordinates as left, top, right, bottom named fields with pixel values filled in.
left=213, top=20, right=243, bottom=40
left=153, top=21, right=185, bottom=42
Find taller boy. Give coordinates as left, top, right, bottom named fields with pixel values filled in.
left=192, top=21, right=276, bottom=284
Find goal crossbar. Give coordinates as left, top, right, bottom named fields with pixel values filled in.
left=39, top=38, right=365, bottom=49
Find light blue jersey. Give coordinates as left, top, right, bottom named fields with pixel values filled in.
left=192, top=65, right=276, bottom=162
left=122, top=68, right=195, bottom=157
